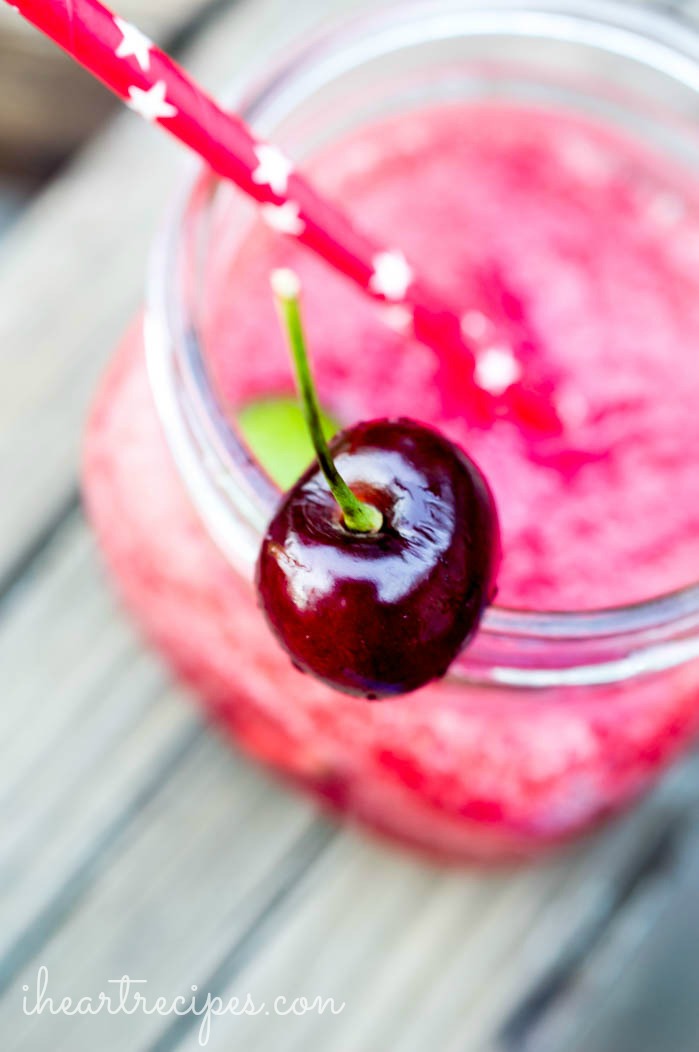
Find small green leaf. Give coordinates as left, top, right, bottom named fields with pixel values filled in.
left=237, top=396, right=340, bottom=490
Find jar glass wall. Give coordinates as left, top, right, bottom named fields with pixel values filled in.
left=85, top=1, right=699, bottom=860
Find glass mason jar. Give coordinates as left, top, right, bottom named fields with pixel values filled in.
left=84, top=0, right=699, bottom=861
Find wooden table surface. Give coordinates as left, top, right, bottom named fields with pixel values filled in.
left=3, top=1, right=699, bottom=1049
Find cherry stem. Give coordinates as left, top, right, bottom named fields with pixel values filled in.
left=271, top=270, right=382, bottom=534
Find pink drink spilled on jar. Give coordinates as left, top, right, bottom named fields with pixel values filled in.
left=84, top=103, right=699, bottom=861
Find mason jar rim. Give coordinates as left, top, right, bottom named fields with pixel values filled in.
left=145, top=0, right=699, bottom=688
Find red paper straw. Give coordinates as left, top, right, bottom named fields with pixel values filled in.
left=7, top=0, right=562, bottom=434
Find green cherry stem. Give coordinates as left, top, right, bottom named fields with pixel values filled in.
left=271, top=269, right=383, bottom=534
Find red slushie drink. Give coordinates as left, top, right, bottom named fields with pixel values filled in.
left=84, top=81, right=699, bottom=859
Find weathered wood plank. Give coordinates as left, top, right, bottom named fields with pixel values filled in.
left=0, top=513, right=199, bottom=963
left=497, top=776, right=699, bottom=1052
left=1, top=741, right=330, bottom=1051
left=0, top=177, right=30, bottom=236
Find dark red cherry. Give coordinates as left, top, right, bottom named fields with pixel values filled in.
left=256, top=418, right=501, bottom=699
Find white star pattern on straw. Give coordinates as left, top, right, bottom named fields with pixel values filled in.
left=114, top=17, right=153, bottom=72
left=260, top=201, right=305, bottom=236
left=474, top=345, right=522, bottom=395
left=252, top=144, right=293, bottom=196
left=127, top=81, right=177, bottom=123
left=369, top=251, right=413, bottom=301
